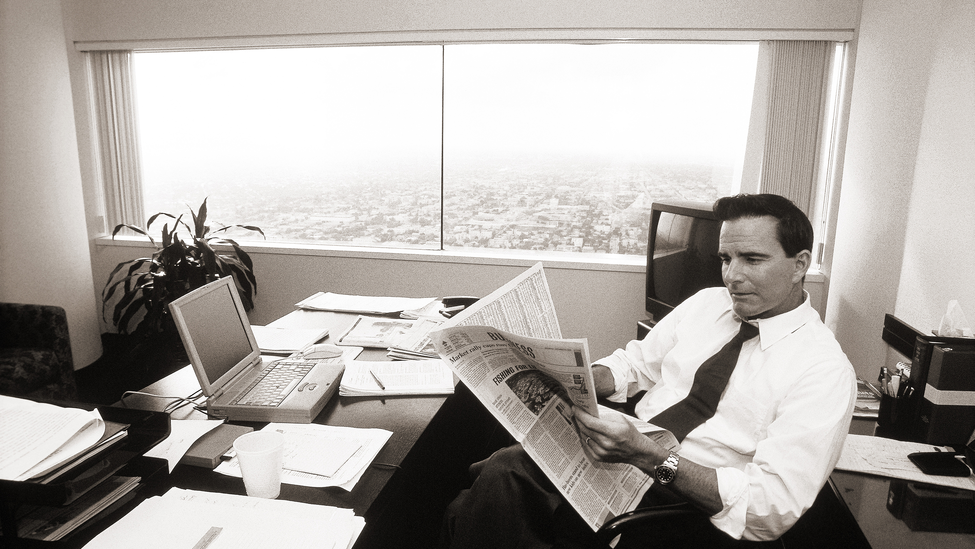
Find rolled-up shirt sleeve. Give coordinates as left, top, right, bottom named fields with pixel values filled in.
left=709, top=355, right=856, bottom=540
left=593, top=311, right=681, bottom=404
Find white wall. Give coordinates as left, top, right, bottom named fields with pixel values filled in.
left=893, top=1, right=975, bottom=335
left=0, top=0, right=102, bottom=367
left=826, top=0, right=939, bottom=377
left=828, top=0, right=975, bottom=380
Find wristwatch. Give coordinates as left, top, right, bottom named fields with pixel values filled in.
left=654, top=452, right=680, bottom=485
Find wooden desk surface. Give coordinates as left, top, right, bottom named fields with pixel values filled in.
left=830, top=419, right=975, bottom=549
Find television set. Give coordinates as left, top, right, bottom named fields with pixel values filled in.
left=645, top=200, right=724, bottom=323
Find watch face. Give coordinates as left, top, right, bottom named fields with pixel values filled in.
left=655, top=466, right=676, bottom=484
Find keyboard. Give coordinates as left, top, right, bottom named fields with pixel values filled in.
left=232, top=359, right=315, bottom=407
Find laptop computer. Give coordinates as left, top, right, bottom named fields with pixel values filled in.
left=168, top=277, right=346, bottom=423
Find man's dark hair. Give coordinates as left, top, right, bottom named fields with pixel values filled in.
left=712, top=194, right=814, bottom=258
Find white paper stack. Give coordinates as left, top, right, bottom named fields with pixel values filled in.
left=339, top=360, right=455, bottom=397
left=82, top=487, right=365, bottom=549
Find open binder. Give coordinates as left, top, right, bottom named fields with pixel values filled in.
left=0, top=406, right=171, bottom=547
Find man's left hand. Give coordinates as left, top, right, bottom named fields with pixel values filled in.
left=573, top=406, right=664, bottom=468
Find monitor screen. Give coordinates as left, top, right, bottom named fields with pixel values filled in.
left=646, top=201, right=724, bottom=322
left=168, top=276, right=260, bottom=395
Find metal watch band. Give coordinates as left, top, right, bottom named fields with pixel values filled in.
left=654, top=452, right=680, bottom=485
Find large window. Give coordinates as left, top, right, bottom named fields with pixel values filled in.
left=129, top=43, right=760, bottom=258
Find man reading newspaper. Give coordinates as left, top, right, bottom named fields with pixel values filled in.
left=437, top=194, right=857, bottom=548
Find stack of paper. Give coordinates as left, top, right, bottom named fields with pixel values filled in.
left=251, top=325, right=329, bottom=355
left=81, top=487, right=364, bottom=549
left=339, top=360, right=455, bottom=397
left=296, top=292, right=436, bottom=315
left=0, top=395, right=126, bottom=482
left=854, top=378, right=882, bottom=418
left=386, top=316, right=444, bottom=360
left=16, top=476, right=142, bottom=541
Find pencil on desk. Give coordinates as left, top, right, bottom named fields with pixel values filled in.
left=369, top=368, right=386, bottom=390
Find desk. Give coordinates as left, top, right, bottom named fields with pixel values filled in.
left=828, top=418, right=975, bottom=549
left=116, top=308, right=512, bottom=549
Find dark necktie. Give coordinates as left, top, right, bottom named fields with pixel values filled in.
left=649, top=321, right=760, bottom=442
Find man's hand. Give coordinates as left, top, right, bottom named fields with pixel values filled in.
left=573, top=406, right=667, bottom=471
left=574, top=406, right=724, bottom=515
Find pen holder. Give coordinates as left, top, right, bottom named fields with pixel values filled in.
left=876, top=394, right=911, bottom=440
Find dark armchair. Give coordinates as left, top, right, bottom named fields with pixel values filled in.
left=0, top=302, right=78, bottom=401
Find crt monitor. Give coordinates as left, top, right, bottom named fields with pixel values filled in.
left=646, top=200, right=724, bottom=322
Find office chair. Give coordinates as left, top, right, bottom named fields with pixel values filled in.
left=595, top=478, right=860, bottom=549
left=595, top=498, right=786, bottom=548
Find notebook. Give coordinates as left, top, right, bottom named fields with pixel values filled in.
left=168, top=277, right=346, bottom=423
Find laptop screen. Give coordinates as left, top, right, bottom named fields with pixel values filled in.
left=168, top=277, right=261, bottom=396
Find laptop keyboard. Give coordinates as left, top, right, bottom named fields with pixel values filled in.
left=232, top=359, right=315, bottom=407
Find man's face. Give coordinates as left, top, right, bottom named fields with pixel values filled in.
left=717, top=216, right=810, bottom=320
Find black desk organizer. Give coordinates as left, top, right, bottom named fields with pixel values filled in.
left=0, top=406, right=171, bottom=548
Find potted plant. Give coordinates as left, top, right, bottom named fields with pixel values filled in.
left=101, top=198, right=264, bottom=371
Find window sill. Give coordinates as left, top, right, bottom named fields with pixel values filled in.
left=94, top=236, right=646, bottom=273
left=94, top=236, right=827, bottom=280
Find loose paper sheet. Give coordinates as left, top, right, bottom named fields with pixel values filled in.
left=214, top=423, right=391, bottom=491
left=835, top=434, right=975, bottom=491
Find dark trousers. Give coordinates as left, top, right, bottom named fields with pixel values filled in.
left=439, top=445, right=772, bottom=549
left=439, top=444, right=602, bottom=549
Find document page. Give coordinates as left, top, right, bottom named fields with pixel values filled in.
left=836, top=434, right=975, bottom=491
left=432, top=325, right=657, bottom=531
left=0, top=395, right=105, bottom=481
left=339, top=359, right=455, bottom=396
left=215, top=423, right=391, bottom=491
left=296, top=292, right=436, bottom=315
left=82, top=487, right=361, bottom=549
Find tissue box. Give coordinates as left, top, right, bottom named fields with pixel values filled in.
left=917, top=345, right=975, bottom=446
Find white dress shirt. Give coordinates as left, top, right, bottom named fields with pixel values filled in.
left=595, top=287, right=856, bottom=541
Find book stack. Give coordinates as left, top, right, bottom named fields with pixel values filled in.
left=0, top=396, right=169, bottom=544
left=0, top=396, right=130, bottom=484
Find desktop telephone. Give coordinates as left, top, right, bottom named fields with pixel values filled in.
left=441, top=296, right=480, bottom=318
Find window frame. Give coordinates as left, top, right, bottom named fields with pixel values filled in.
left=86, top=38, right=847, bottom=274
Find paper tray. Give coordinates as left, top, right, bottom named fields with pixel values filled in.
left=0, top=407, right=171, bottom=507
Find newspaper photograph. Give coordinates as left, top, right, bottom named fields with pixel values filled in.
left=432, top=324, right=656, bottom=531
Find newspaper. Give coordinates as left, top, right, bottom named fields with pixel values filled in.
left=430, top=263, right=666, bottom=531
left=442, top=262, right=562, bottom=339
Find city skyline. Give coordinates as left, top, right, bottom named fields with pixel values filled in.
left=144, top=159, right=732, bottom=257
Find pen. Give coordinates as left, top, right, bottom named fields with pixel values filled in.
left=369, top=368, right=386, bottom=390
left=192, top=527, right=223, bottom=549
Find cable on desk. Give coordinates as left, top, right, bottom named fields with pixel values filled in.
left=119, top=389, right=227, bottom=419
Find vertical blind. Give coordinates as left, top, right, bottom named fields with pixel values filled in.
left=758, top=40, right=834, bottom=217
left=89, top=50, right=145, bottom=228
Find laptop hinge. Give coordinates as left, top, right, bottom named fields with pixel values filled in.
left=211, top=355, right=263, bottom=400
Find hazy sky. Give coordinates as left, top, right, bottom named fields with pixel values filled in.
left=133, top=43, right=758, bottom=179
